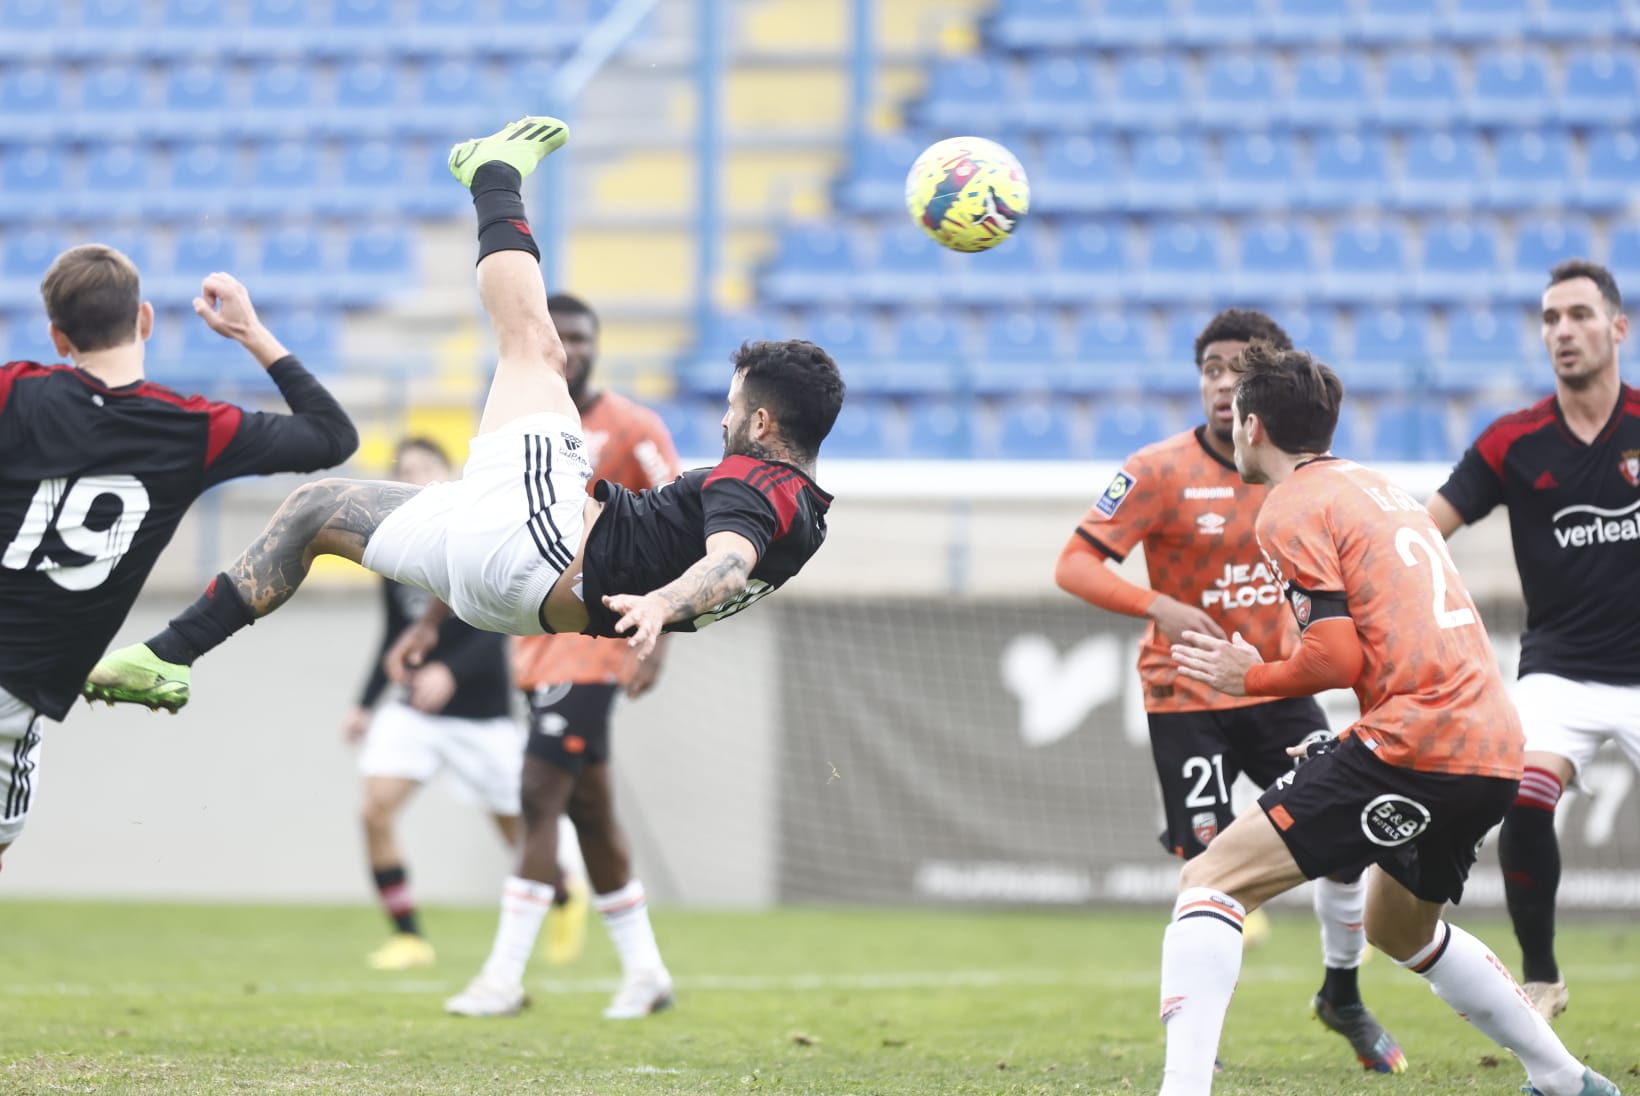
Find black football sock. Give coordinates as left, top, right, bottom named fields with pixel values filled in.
left=471, top=162, right=540, bottom=263
left=145, top=573, right=254, bottom=666
left=1499, top=800, right=1562, bottom=984
left=373, top=865, right=420, bottom=936
left=1319, top=965, right=1361, bottom=1008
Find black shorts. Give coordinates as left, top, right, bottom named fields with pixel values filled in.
left=523, top=683, right=619, bottom=775
left=1148, top=696, right=1328, bottom=859
left=1259, top=734, right=1519, bottom=905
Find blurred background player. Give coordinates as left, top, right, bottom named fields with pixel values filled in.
left=342, top=436, right=521, bottom=972
left=1167, top=345, right=1618, bottom=1096
left=1428, top=259, right=1638, bottom=1021
left=1, top=247, right=355, bottom=864
left=1055, top=309, right=1402, bottom=1074
left=447, top=291, right=685, bottom=1019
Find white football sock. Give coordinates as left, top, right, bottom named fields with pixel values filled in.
left=596, top=879, right=664, bottom=976
left=478, top=875, right=554, bottom=986
left=1313, top=876, right=1367, bottom=969
left=1158, top=887, right=1246, bottom=1096
left=1399, top=922, right=1584, bottom=1096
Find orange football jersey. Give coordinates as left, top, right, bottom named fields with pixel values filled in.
left=1257, top=458, right=1523, bottom=779
left=512, top=390, right=683, bottom=688
left=1077, top=427, right=1300, bottom=713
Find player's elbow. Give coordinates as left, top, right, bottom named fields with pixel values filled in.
left=323, top=414, right=361, bottom=469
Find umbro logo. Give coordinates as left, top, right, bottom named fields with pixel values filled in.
left=1534, top=470, right=1559, bottom=490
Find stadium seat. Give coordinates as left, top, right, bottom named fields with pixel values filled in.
left=1560, top=50, right=1640, bottom=126
left=1371, top=403, right=1455, bottom=461
left=1147, top=311, right=1214, bottom=393
left=1092, top=400, right=1172, bottom=459
left=866, top=231, right=953, bottom=306
left=0, top=231, right=62, bottom=308
left=233, top=141, right=324, bottom=220
left=651, top=399, right=723, bottom=459
left=1322, top=221, right=1409, bottom=303
left=919, top=58, right=1012, bottom=130
left=147, top=0, right=224, bottom=59
left=500, top=0, right=565, bottom=26
left=1464, top=399, right=1526, bottom=446
left=1086, top=0, right=1180, bottom=48
left=407, top=0, right=488, bottom=54
left=74, top=144, right=154, bottom=221
left=991, top=0, right=1089, bottom=49
left=797, top=311, right=878, bottom=388
left=988, top=398, right=1084, bottom=460
left=164, top=230, right=243, bottom=302
left=326, top=140, right=410, bottom=216
left=973, top=310, right=1060, bottom=393
left=73, top=64, right=147, bottom=139
left=341, top=226, right=414, bottom=305
left=837, top=134, right=924, bottom=213
left=1580, top=130, right=1640, bottom=211
left=1508, top=218, right=1595, bottom=301
left=1488, top=130, right=1575, bottom=211
left=1444, top=0, right=1535, bottom=42
left=1609, top=225, right=1640, bottom=298
left=891, top=310, right=966, bottom=364
left=1348, top=308, right=1430, bottom=393
left=1023, top=56, right=1099, bottom=129
left=1127, top=133, right=1210, bottom=212
left=418, top=60, right=493, bottom=136
left=1197, top=55, right=1281, bottom=129
left=156, top=64, right=232, bottom=140
left=1177, top=0, right=1268, bottom=46
left=1537, top=0, right=1630, bottom=39
left=259, top=308, right=340, bottom=372
left=0, top=144, right=68, bottom=223
left=1141, top=221, right=1222, bottom=302
left=1396, top=131, right=1484, bottom=212
left=676, top=313, right=775, bottom=396
left=1353, top=0, right=1445, bottom=44
left=1328, top=406, right=1363, bottom=458
left=152, top=144, right=236, bottom=219
left=1262, top=0, right=1353, bottom=45
left=1072, top=312, right=1150, bottom=383
left=1235, top=221, right=1316, bottom=299
left=245, top=0, right=312, bottom=44
left=1285, top=55, right=1371, bottom=128
left=819, top=397, right=895, bottom=459
left=328, top=60, right=409, bottom=135
left=1467, top=51, right=1552, bottom=126
left=1049, top=220, right=1128, bottom=304
left=1305, top=131, right=1390, bottom=210
left=63, top=0, right=145, bottom=61
left=1277, top=308, right=1339, bottom=362
left=1415, top=220, right=1502, bottom=302
left=245, top=63, right=314, bottom=137
left=259, top=227, right=327, bottom=304
left=1377, top=53, right=1462, bottom=127
left=950, top=233, right=1047, bottom=306
left=0, top=0, right=59, bottom=40
left=906, top=398, right=972, bottom=458
left=1433, top=306, right=1529, bottom=392
left=1109, top=55, right=1192, bottom=130
left=0, top=67, right=59, bottom=142
left=763, top=225, right=860, bottom=306
left=1217, top=133, right=1300, bottom=211
left=1035, top=136, right=1125, bottom=215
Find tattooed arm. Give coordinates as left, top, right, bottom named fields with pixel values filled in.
left=601, top=531, right=758, bottom=660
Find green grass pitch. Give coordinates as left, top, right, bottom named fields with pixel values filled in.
left=2, top=902, right=1634, bottom=1094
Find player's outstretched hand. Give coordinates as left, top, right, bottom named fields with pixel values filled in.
left=603, top=592, right=667, bottom=661
left=384, top=621, right=439, bottom=685
left=1170, top=629, right=1262, bottom=697
left=193, top=272, right=288, bottom=367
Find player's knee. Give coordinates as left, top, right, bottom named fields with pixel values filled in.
left=359, top=793, right=397, bottom=834
left=1177, top=851, right=1225, bottom=894
left=1363, top=915, right=1428, bottom=962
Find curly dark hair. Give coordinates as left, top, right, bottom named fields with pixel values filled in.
left=1193, top=308, right=1292, bottom=369
left=1232, top=343, right=1344, bottom=456
left=731, top=339, right=846, bottom=462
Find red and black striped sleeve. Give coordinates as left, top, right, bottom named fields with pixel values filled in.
left=1437, top=398, right=1553, bottom=524
left=700, top=455, right=806, bottom=559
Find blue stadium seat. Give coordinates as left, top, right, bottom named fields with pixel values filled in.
left=988, top=398, right=1083, bottom=460
left=154, top=63, right=232, bottom=139
left=163, top=229, right=242, bottom=302
left=1328, top=406, right=1362, bottom=458
left=1467, top=51, right=1552, bottom=126
left=1432, top=306, right=1528, bottom=392
left=259, top=308, right=340, bottom=372
left=1488, top=130, right=1574, bottom=211
left=75, top=65, right=147, bottom=138
left=327, top=60, right=408, bottom=135
left=1162, top=308, right=1215, bottom=366
left=906, top=399, right=972, bottom=458
left=1376, top=53, right=1462, bottom=127
left=1086, top=0, right=1180, bottom=48
left=1537, top=0, right=1629, bottom=40
left=1262, top=0, right=1353, bottom=45
left=259, top=227, right=326, bottom=304
left=1235, top=221, right=1316, bottom=299
left=1287, top=55, right=1371, bottom=128
left=0, top=67, right=59, bottom=142
left=1109, top=55, right=1191, bottom=130
left=331, top=0, right=395, bottom=26
left=763, top=225, right=860, bottom=306
left=500, top=0, right=564, bottom=25
left=0, top=0, right=59, bottom=38
left=1463, top=400, right=1526, bottom=447
left=64, top=0, right=145, bottom=61
left=1217, top=133, right=1300, bottom=211
left=0, top=231, right=63, bottom=308
left=1197, top=55, right=1281, bottom=129
left=950, top=233, right=1046, bottom=306
left=1580, top=130, right=1640, bottom=211
left=1509, top=218, right=1595, bottom=301
left=797, top=311, right=878, bottom=386
left=177, top=315, right=246, bottom=383
left=1348, top=308, right=1429, bottom=393
left=341, top=226, right=413, bottom=305
left=325, top=140, right=409, bottom=215
left=1277, top=308, right=1339, bottom=362
left=973, top=310, right=1060, bottom=393
left=246, top=0, right=312, bottom=39
left=1371, top=403, right=1454, bottom=461
left=992, top=0, right=1087, bottom=48
left=1444, top=0, right=1535, bottom=42
left=1305, top=131, right=1390, bottom=210
left=146, top=0, right=224, bottom=58
left=245, top=63, right=314, bottom=137
left=0, top=144, right=68, bottom=223
left=1050, top=220, right=1128, bottom=304
left=651, top=399, right=724, bottom=459
left=891, top=310, right=965, bottom=363
left=1415, top=221, right=1501, bottom=302
left=822, top=398, right=895, bottom=459
left=867, top=231, right=953, bottom=306
left=1396, top=131, right=1484, bottom=211
left=150, top=144, right=236, bottom=219
left=1141, top=221, right=1221, bottom=301
left=1322, top=221, right=1408, bottom=303
left=1127, top=133, right=1210, bottom=212
left=1609, top=225, right=1640, bottom=297
left=74, top=145, right=154, bottom=221
left=1073, top=312, right=1149, bottom=377
left=1092, top=400, right=1172, bottom=459
left=1024, top=56, right=1098, bottom=129
left=1177, top=0, right=1268, bottom=46
left=233, top=141, right=324, bottom=220
left=838, top=134, right=923, bottom=212
left=1560, top=50, right=1640, bottom=126
left=1035, top=136, right=1124, bottom=214
left=418, top=60, right=493, bottom=135
left=920, top=58, right=1011, bottom=130
left=407, top=0, right=488, bottom=54
left=1353, top=0, right=1444, bottom=44
left=676, top=314, right=775, bottom=396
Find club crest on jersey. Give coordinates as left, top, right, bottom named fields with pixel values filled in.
left=1095, top=470, right=1136, bottom=517
left=1360, top=794, right=1431, bottom=847
left=1621, top=450, right=1640, bottom=487
left=1191, top=811, right=1218, bottom=847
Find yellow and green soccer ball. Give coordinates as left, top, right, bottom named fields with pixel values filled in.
left=905, top=136, right=1031, bottom=252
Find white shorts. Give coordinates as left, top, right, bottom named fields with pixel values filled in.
left=1513, top=672, right=1640, bottom=779
left=362, top=413, right=591, bottom=635
left=0, top=685, right=43, bottom=845
left=357, top=701, right=526, bottom=816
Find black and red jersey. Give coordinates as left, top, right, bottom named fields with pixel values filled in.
left=1439, top=385, right=1640, bottom=684
left=579, top=455, right=832, bottom=637
left=0, top=357, right=357, bottom=719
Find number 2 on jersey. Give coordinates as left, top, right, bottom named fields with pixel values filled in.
left=1395, top=526, right=1476, bottom=630
left=1, top=475, right=150, bottom=591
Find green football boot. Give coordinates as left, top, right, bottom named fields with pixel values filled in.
left=448, top=116, right=570, bottom=188
left=82, top=643, right=191, bottom=713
